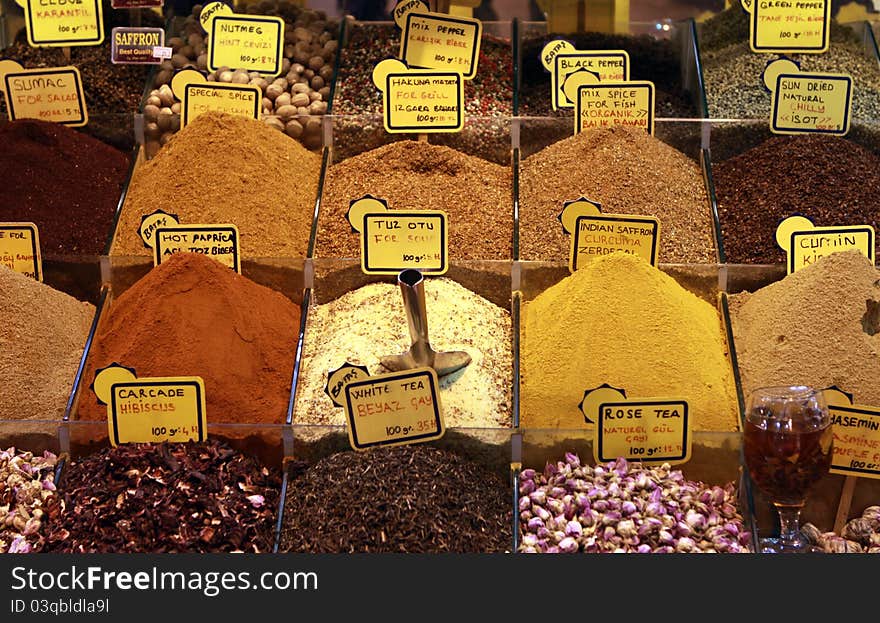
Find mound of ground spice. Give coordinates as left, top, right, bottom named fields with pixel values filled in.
left=279, top=445, right=511, bottom=553
left=111, top=112, right=320, bottom=257
left=0, top=266, right=95, bottom=420
left=0, top=119, right=130, bottom=256
left=520, top=126, right=715, bottom=263
left=44, top=439, right=280, bottom=553
left=729, top=251, right=880, bottom=406
left=521, top=252, right=739, bottom=431
left=77, top=253, right=300, bottom=424
left=316, top=141, right=512, bottom=260
left=714, top=135, right=880, bottom=264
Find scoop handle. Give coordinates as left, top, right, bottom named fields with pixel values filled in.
left=398, top=269, right=434, bottom=366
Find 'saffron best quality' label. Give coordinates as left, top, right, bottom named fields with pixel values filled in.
left=776, top=215, right=874, bottom=274
left=763, top=59, right=852, bottom=136
left=93, top=364, right=207, bottom=447
left=346, top=195, right=448, bottom=275
left=111, top=27, right=166, bottom=64
left=540, top=39, right=630, bottom=110
left=825, top=388, right=880, bottom=480
left=373, top=59, right=464, bottom=133
left=20, top=0, right=104, bottom=46
left=580, top=385, right=692, bottom=466
left=400, top=11, right=482, bottom=79
left=575, top=81, right=655, bottom=135
left=741, top=0, right=830, bottom=54
left=0, top=223, right=42, bottom=281
left=558, top=197, right=659, bottom=271
left=0, top=61, right=88, bottom=127
left=344, top=367, right=445, bottom=451
left=207, top=13, right=284, bottom=75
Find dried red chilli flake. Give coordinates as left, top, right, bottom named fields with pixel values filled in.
left=43, top=440, right=280, bottom=553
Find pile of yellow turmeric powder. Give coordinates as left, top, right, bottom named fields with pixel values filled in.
left=520, top=253, right=740, bottom=431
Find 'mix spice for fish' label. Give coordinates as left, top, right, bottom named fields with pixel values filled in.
left=825, top=388, right=880, bottom=480
left=399, top=9, right=482, bottom=79
left=540, top=39, right=629, bottom=110
left=741, top=0, right=830, bottom=54
left=0, top=222, right=42, bottom=281
left=347, top=195, right=448, bottom=275
left=17, top=0, right=104, bottom=47
left=139, top=210, right=241, bottom=273
left=764, top=59, right=852, bottom=136
left=776, top=215, right=874, bottom=274
left=172, top=69, right=261, bottom=128
left=574, top=81, right=655, bottom=135
left=93, top=364, right=207, bottom=447
left=580, top=385, right=692, bottom=466
left=0, top=61, right=88, bottom=127
left=200, top=2, right=284, bottom=76
left=111, top=27, right=168, bottom=64
left=558, top=197, right=659, bottom=271
left=373, top=58, right=464, bottom=133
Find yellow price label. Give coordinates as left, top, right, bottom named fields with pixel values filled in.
left=0, top=223, right=42, bottom=281
left=575, top=81, right=655, bottom=135
left=207, top=14, right=284, bottom=75
left=93, top=365, right=207, bottom=447
left=154, top=225, right=241, bottom=273
left=182, top=83, right=261, bottom=127
left=344, top=367, right=445, bottom=451
left=400, top=11, right=482, bottom=80
left=743, top=0, right=830, bottom=53
left=580, top=386, right=692, bottom=466
left=767, top=68, right=852, bottom=136
left=0, top=62, right=88, bottom=127
left=541, top=40, right=630, bottom=110
left=373, top=59, right=464, bottom=133
left=776, top=215, right=874, bottom=274
left=825, top=388, right=880, bottom=480
left=23, top=0, right=103, bottom=46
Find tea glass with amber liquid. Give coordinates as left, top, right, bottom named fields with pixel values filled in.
left=743, top=385, right=833, bottom=553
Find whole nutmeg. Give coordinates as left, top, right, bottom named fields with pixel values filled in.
left=160, top=132, right=175, bottom=146
left=248, top=71, right=262, bottom=81
left=282, top=58, right=291, bottom=74
left=310, top=75, right=324, bottom=90
left=275, top=104, right=298, bottom=120
left=308, top=101, right=327, bottom=115
left=187, top=33, right=204, bottom=48
left=171, top=102, right=181, bottom=115
left=157, top=85, right=175, bottom=107
left=160, top=60, right=174, bottom=72
left=157, top=108, right=174, bottom=131
left=143, top=104, right=160, bottom=122
left=144, top=121, right=161, bottom=139
left=303, top=68, right=315, bottom=79
left=146, top=94, right=162, bottom=108
left=291, top=63, right=305, bottom=74
left=231, top=71, right=250, bottom=84
left=262, top=97, right=273, bottom=110
left=168, top=37, right=184, bottom=51
left=196, top=54, right=208, bottom=71
left=284, top=119, right=303, bottom=139
left=319, top=65, right=333, bottom=81
left=296, top=106, right=310, bottom=117
left=218, top=70, right=234, bottom=83
left=319, top=86, right=331, bottom=99
left=275, top=92, right=292, bottom=108
left=264, top=115, right=285, bottom=132
left=291, top=82, right=310, bottom=94
left=294, top=26, right=311, bottom=41
left=305, top=116, right=322, bottom=134
left=290, top=92, right=310, bottom=107
left=284, top=44, right=296, bottom=58
left=178, top=45, right=195, bottom=59
left=308, top=91, right=322, bottom=102
left=266, top=83, right=285, bottom=100
left=155, top=69, right=173, bottom=86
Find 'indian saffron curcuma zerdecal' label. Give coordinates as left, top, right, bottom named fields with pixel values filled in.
left=580, top=385, right=692, bottom=466
left=740, top=0, right=830, bottom=54
left=0, top=61, right=88, bottom=127
left=199, top=1, right=284, bottom=76
left=346, top=195, right=448, bottom=275
left=574, top=81, right=655, bottom=135
left=558, top=197, right=660, bottom=271
left=540, top=39, right=630, bottom=110
left=93, top=364, right=207, bottom=447
left=18, top=0, right=104, bottom=47
left=138, top=209, right=241, bottom=273
left=0, top=222, right=42, bottom=281
left=763, top=59, right=852, bottom=136
left=824, top=387, right=880, bottom=480
left=399, top=8, right=482, bottom=80
left=775, top=215, right=874, bottom=274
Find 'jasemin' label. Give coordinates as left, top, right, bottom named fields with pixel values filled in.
left=576, top=81, right=654, bottom=135
left=372, top=59, right=464, bottom=133
left=540, top=40, right=630, bottom=111
left=0, top=61, right=88, bottom=127
left=400, top=11, right=482, bottom=80
left=93, top=364, right=207, bottom=447
left=22, top=0, right=104, bottom=47
left=347, top=195, right=448, bottom=275
left=825, top=388, right=880, bottom=480
left=154, top=225, right=241, bottom=273
left=0, top=223, right=42, bottom=281
left=207, top=14, right=284, bottom=75
left=111, top=27, right=166, bottom=64
left=580, top=385, right=692, bottom=466
left=344, top=367, right=445, bottom=451
left=742, top=0, right=830, bottom=54
left=182, top=83, right=261, bottom=127
left=768, top=70, right=852, bottom=136
left=776, top=215, right=874, bottom=274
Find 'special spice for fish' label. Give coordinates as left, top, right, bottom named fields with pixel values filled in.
left=521, top=252, right=739, bottom=431
left=279, top=445, right=511, bottom=553
left=43, top=439, right=280, bottom=553
left=77, top=253, right=301, bottom=424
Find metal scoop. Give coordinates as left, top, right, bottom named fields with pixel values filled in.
left=379, top=269, right=472, bottom=378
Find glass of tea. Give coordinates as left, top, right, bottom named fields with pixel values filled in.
left=743, top=385, right=833, bottom=553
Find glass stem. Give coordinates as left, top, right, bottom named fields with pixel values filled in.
left=775, top=504, right=803, bottom=543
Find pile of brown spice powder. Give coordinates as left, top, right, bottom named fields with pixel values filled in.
left=316, top=141, right=512, bottom=260
left=729, top=251, right=880, bottom=406
left=111, top=112, right=320, bottom=257
left=77, top=253, right=300, bottom=424
left=0, top=267, right=94, bottom=420
left=519, top=126, right=715, bottom=263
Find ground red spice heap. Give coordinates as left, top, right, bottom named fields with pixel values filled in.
left=77, top=253, right=301, bottom=424
left=0, top=119, right=130, bottom=256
